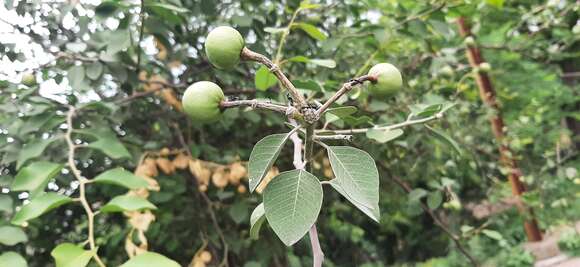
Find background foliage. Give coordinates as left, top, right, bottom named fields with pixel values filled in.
left=0, top=0, right=579, bottom=266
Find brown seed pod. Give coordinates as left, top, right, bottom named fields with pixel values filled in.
left=198, top=184, right=208, bottom=192
left=172, top=153, right=190, bottom=169
left=211, top=167, right=229, bottom=188
left=189, top=159, right=211, bottom=185
left=159, top=147, right=171, bottom=156
left=227, top=162, right=247, bottom=185
left=237, top=184, right=247, bottom=194
left=156, top=157, right=175, bottom=174
left=200, top=251, right=212, bottom=263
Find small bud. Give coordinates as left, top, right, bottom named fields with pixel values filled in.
left=463, top=36, right=476, bottom=47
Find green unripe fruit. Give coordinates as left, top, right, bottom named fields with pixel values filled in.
left=205, top=26, right=245, bottom=70
left=479, top=62, right=491, bottom=72
left=368, top=63, right=403, bottom=97
left=182, top=81, right=225, bottom=123
left=21, top=73, right=37, bottom=87
left=443, top=199, right=462, bottom=211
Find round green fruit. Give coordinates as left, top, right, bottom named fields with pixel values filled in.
left=21, top=73, right=37, bottom=87
left=205, top=26, right=245, bottom=70
left=368, top=63, right=403, bottom=97
left=182, top=81, right=225, bottom=123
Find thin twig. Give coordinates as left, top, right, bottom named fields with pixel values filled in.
left=381, top=166, right=479, bottom=266
left=316, top=104, right=454, bottom=135
left=219, top=99, right=294, bottom=115
left=135, top=0, right=146, bottom=74
left=240, top=47, right=307, bottom=108
left=65, top=106, right=106, bottom=267
left=315, top=75, right=377, bottom=118
left=274, top=7, right=302, bottom=64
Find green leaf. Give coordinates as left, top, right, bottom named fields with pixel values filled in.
left=106, top=29, right=131, bottom=54
left=263, top=170, right=323, bottom=246
left=309, top=59, right=336, bottom=68
left=264, top=27, right=286, bottom=34
left=425, top=125, right=462, bottom=155
left=145, top=2, right=189, bottom=13
left=327, top=106, right=357, bottom=117
left=250, top=203, right=266, bottom=240
left=11, top=193, right=72, bottom=225
left=0, top=252, right=27, bottom=267
left=0, top=226, right=27, bottom=246
left=292, top=23, right=327, bottom=41
left=254, top=66, right=278, bottom=91
left=409, top=188, right=427, bottom=202
left=287, top=56, right=336, bottom=68
left=366, top=128, right=404, bottom=143
left=16, top=138, right=56, bottom=169
left=485, top=0, right=504, bottom=8
left=427, top=192, right=443, bottom=210
left=299, top=1, right=322, bottom=9
left=482, top=229, right=503, bottom=240
left=67, top=65, right=85, bottom=89
left=119, top=252, right=180, bottom=267
left=82, top=129, right=131, bottom=159
left=292, top=79, right=323, bottom=91
left=414, top=103, right=442, bottom=118
left=95, top=1, right=122, bottom=17
left=51, top=243, right=95, bottom=267
left=85, top=62, right=103, bottom=80
left=248, top=132, right=293, bottom=192
left=0, top=195, right=13, bottom=213
left=93, top=168, right=149, bottom=189
left=11, top=161, right=62, bottom=196
left=330, top=179, right=380, bottom=222
left=327, top=146, right=379, bottom=210
left=100, top=195, right=157, bottom=213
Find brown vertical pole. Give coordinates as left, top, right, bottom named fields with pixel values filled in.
left=456, top=17, right=543, bottom=242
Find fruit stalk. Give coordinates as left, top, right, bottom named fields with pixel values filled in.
left=240, top=47, right=307, bottom=108
left=315, top=74, right=377, bottom=118
left=457, top=17, right=542, bottom=242
left=219, top=99, right=292, bottom=114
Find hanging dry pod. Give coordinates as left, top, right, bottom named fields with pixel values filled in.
left=211, top=167, right=229, bottom=188
left=228, top=161, right=247, bottom=185
left=189, top=159, right=211, bottom=186
left=172, top=153, right=190, bottom=169
left=156, top=157, right=175, bottom=174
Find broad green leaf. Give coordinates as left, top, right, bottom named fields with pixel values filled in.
left=299, top=1, right=321, bottom=9
left=16, top=138, right=56, bottom=169
left=263, top=170, right=323, bottom=246
left=248, top=133, right=293, bottom=192
left=309, top=59, right=336, bottom=68
left=119, top=252, right=180, bottom=267
left=254, top=66, right=278, bottom=91
left=287, top=56, right=310, bottom=63
left=330, top=179, right=380, bottom=222
left=292, top=23, right=327, bottom=41
left=11, top=161, right=62, bottom=196
left=0, top=195, right=13, bottom=213
left=409, top=188, right=427, bottom=202
left=51, top=243, right=95, bottom=267
left=250, top=203, right=266, bottom=239
left=327, top=146, right=379, bottom=209
left=482, top=229, right=503, bottom=240
left=0, top=252, right=27, bottom=267
left=85, top=62, right=103, bottom=80
left=366, top=128, right=404, bottom=143
left=0, top=226, right=27, bottom=246
left=327, top=106, right=357, bottom=117
left=485, top=0, right=504, bottom=8
left=427, top=192, right=443, bottom=210
left=106, top=29, right=131, bottom=54
left=95, top=1, right=123, bottom=17
left=414, top=103, right=442, bottom=118
left=287, top=56, right=336, bottom=68
left=264, top=27, right=286, bottom=34
left=292, top=79, right=323, bottom=91
left=93, top=168, right=149, bottom=189
left=145, top=2, right=189, bottom=13
left=67, top=65, right=85, bottom=89
left=100, top=195, right=157, bottom=213
left=85, top=132, right=131, bottom=159
left=425, top=125, right=462, bottom=155
left=11, top=193, right=72, bottom=225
